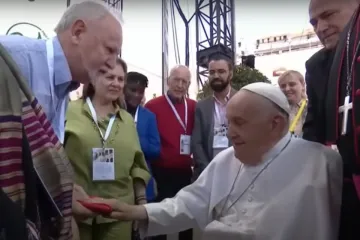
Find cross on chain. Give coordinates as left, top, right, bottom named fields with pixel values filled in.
left=339, top=95, right=353, bottom=135
left=339, top=13, right=359, bottom=136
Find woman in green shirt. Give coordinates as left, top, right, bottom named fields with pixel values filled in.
left=64, top=58, right=150, bottom=240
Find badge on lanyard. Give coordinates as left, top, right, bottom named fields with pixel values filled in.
left=86, top=97, right=116, bottom=181
left=180, top=134, right=191, bottom=155
left=92, top=147, right=115, bottom=181
left=213, top=103, right=229, bottom=149
left=213, top=126, right=229, bottom=148
left=165, top=95, right=191, bottom=155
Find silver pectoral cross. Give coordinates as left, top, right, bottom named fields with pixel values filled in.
left=339, top=95, right=353, bottom=135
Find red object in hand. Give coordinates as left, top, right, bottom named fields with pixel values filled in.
left=77, top=200, right=112, bottom=214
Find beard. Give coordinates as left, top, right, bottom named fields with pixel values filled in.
left=210, top=78, right=230, bottom=92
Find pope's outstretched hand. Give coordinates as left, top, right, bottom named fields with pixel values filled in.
left=90, top=198, right=148, bottom=221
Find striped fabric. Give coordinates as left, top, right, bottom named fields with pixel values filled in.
left=0, top=43, right=74, bottom=239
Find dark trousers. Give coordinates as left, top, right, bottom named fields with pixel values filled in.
left=151, top=166, right=193, bottom=240
left=338, top=180, right=360, bottom=240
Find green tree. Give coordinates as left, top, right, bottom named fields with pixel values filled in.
left=196, top=65, right=271, bottom=100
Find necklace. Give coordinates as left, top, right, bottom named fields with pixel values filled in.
left=345, top=13, right=360, bottom=97
left=339, top=10, right=360, bottom=135
left=216, top=136, right=292, bottom=220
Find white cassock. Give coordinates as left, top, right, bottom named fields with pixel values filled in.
left=141, top=133, right=343, bottom=240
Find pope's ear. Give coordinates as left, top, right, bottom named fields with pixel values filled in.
left=272, top=115, right=286, bottom=131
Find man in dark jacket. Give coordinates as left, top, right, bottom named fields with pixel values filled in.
left=304, top=0, right=360, bottom=238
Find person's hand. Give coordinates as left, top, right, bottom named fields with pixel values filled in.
left=89, top=198, right=148, bottom=221
left=72, top=184, right=97, bottom=220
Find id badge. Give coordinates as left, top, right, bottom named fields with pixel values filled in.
left=180, top=134, right=191, bottom=155
left=213, top=135, right=229, bottom=148
left=92, top=148, right=115, bottom=181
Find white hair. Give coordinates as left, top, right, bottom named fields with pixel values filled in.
left=54, top=0, right=123, bottom=33
left=169, top=65, right=191, bottom=78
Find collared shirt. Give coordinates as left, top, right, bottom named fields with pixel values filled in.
left=212, top=89, right=231, bottom=157
left=0, top=35, right=77, bottom=141
left=213, top=89, right=231, bottom=128
left=65, top=99, right=150, bottom=224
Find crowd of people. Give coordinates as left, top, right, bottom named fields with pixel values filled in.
left=1, top=0, right=360, bottom=239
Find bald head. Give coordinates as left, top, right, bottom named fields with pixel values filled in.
left=226, top=84, right=289, bottom=165
left=309, top=0, right=357, bottom=49
left=167, top=65, right=191, bottom=100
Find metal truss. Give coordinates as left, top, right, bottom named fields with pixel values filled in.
left=66, top=0, right=123, bottom=11
left=63, top=0, right=236, bottom=92
left=162, top=0, right=196, bottom=94
left=102, top=0, right=123, bottom=11
left=195, top=0, right=236, bottom=87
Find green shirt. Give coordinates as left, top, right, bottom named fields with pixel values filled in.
left=65, top=99, right=150, bottom=224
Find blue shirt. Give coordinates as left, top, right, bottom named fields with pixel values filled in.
left=0, top=35, right=76, bottom=141
left=135, top=106, right=161, bottom=201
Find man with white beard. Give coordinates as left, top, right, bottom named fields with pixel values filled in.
left=92, top=82, right=343, bottom=239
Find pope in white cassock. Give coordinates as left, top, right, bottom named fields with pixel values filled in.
left=92, top=82, right=343, bottom=239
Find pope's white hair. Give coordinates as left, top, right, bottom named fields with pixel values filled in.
left=54, top=0, right=123, bottom=33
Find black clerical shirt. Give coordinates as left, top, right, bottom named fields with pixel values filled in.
left=337, top=8, right=360, bottom=177
left=338, top=67, right=357, bottom=178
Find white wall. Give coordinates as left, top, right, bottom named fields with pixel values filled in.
left=254, top=47, right=322, bottom=84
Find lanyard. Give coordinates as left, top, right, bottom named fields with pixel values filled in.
left=46, top=38, right=65, bottom=143
left=165, top=94, right=187, bottom=132
left=289, top=99, right=306, bottom=133
left=134, top=106, right=139, bottom=123
left=86, top=97, right=116, bottom=146
left=217, top=134, right=292, bottom=219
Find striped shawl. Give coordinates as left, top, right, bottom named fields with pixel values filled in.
left=0, top=43, right=73, bottom=239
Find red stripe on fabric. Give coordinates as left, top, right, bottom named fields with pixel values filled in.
left=0, top=175, right=24, bottom=187
left=0, top=127, right=22, bottom=133
left=23, top=113, right=58, bottom=146
left=0, top=151, right=22, bottom=161
left=0, top=162, right=23, bottom=175
left=0, top=137, right=22, bottom=146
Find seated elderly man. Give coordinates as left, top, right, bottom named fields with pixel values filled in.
left=91, top=82, right=343, bottom=240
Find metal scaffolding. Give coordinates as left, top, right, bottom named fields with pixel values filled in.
left=162, top=0, right=197, bottom=94
left=102, top=0, right=123, bottom=11
left=64, top=0, right=236, bottom=91
left=66, top=0, right=123, bottom=11
left=195, top=0, right=236, bottom=87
